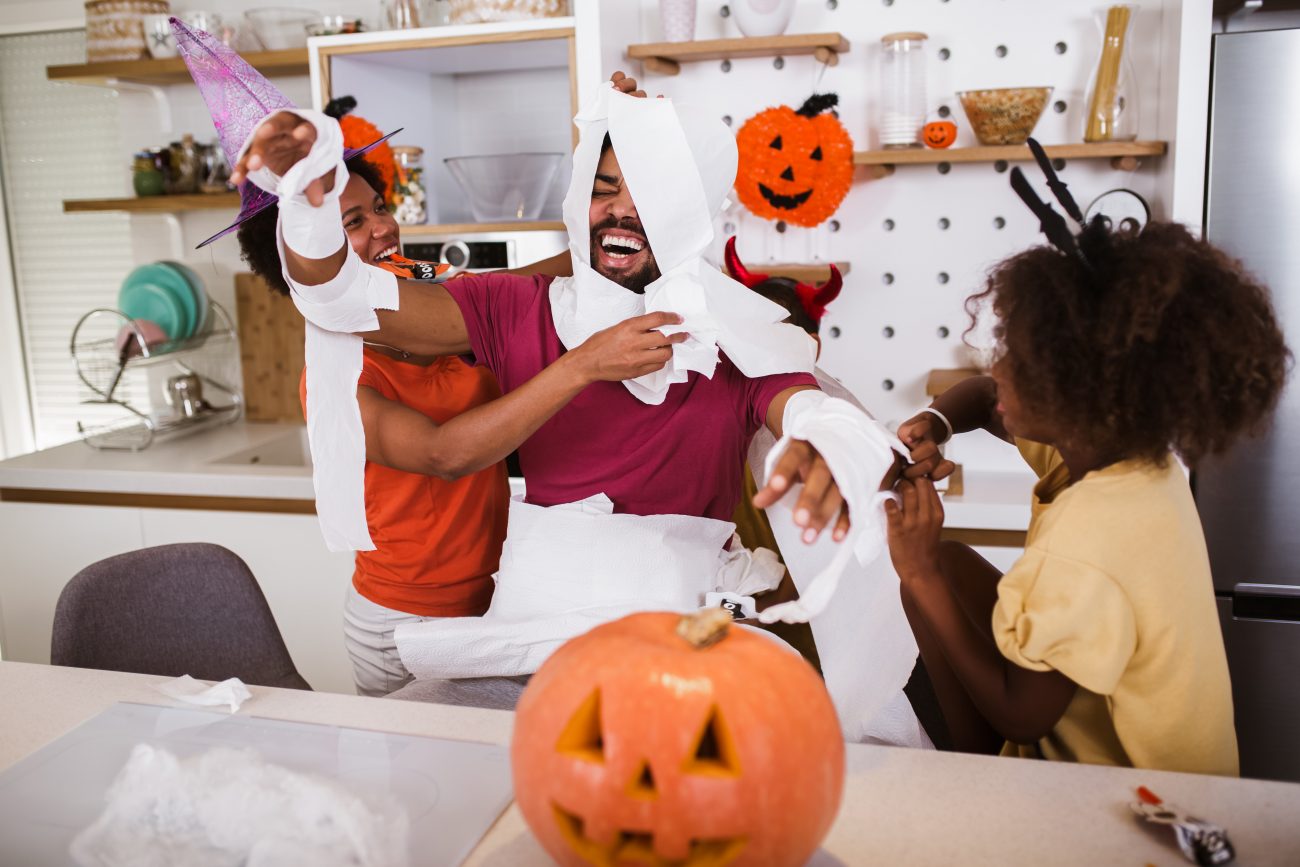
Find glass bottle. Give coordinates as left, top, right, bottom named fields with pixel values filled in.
left=1083, top=5, right=1139, bottom=142
left=132, top=152, right=165, bottom=197
left=167, top=134, right=201, bottom=195
left=879, top=32, right=928, bottom=149
left=392, top=146, right=427, bottom=225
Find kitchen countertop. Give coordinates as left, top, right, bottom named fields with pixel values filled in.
left=2, top=661, right=1298, bottom=866
left=0, top=421, right=1031, bottom=531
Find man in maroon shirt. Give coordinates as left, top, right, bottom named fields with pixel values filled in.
left=238, top=72, right=869, bottom=542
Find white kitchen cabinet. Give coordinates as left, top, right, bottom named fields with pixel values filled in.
left=0, top=501, right=357, bottom=695
left=0, top=502, right=144, bottom=666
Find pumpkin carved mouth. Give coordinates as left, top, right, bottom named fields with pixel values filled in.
left=552, top=804, right=748, bottom=867
left=757, top=183, right=813, bottom=211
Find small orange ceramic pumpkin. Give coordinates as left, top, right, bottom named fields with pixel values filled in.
left=512, top=609, right=845, bottom=867
left=736, top=93, right=855, bottom=228
left=922, top=120, right=958, bottom=149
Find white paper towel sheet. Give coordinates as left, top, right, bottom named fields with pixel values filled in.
left=748, top=368, right=925, bottom=746
left=395, top=494, right=785, bottom=680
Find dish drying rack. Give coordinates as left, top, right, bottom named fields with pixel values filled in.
left=70, top=303, right=244, bottom=451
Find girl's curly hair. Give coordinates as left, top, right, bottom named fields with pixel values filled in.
left=235, top=155, right=388, bottom=297
left=967, top=220, right=1291, bottom=466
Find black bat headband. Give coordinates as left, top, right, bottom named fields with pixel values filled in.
left=1009, top=137, right=1095, bottom=269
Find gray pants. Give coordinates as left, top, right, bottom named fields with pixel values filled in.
left=343, top=586, right=529, bottom=708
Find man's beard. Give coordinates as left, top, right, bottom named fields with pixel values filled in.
left=589, top=215, right=661, bottom=295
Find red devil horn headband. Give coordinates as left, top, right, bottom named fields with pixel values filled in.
left=723, top=236, right=842, bottom=323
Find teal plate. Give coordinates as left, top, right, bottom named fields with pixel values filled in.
left=117, top=279, right=186, bottom=342
left=120, top=264, right=196, bottom=340
left=161, top=261, right=209, bottom=336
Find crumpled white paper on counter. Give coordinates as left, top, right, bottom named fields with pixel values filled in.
left=153, top=675, right=252, bottom=713
left=69, top=744, right=409, bottom=867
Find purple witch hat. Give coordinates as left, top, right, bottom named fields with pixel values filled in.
left=170, top=17, right=399, bottom=248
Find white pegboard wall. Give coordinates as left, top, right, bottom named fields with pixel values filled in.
left=632, top=0, right=1185, bottom=434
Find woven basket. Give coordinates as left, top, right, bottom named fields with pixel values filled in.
left=85, top=0, right=170, bottom=62
left=449, top=0, right=567, bottom=25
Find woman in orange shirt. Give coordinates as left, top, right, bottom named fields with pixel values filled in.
left=238, top=155, right=683, bottom=695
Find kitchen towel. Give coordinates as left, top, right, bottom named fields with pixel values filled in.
left=395, top=494, right=785, bottom=680
left=749, top=368, right=924, bottom=745
left=550, top=82, right=816, bottom=405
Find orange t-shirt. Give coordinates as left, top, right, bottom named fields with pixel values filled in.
left=301, top=348, right=509, bottom=616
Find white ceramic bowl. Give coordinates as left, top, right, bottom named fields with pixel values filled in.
left=444, top=153, right=563, bottom=222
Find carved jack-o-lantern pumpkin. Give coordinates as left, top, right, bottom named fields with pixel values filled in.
left=735, top=93, right=855, bottom=228
left=512, top=610, right=845, bottom=867
left=922, top=120, right=958, bottom=149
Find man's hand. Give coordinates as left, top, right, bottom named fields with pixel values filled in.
left=567, top=311, right=687, bottom=382
left=228, top=110, right=332, bottom=206
left=753, top=441, right=851, bottom=544
left=885, top=477, right=945, bottom=584
left=610, top=70, right=647, bottom=98
left=897, top=411, right=956, bottom=481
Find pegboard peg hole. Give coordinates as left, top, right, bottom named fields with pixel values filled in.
left=937, top=47, right=951, bottom=61
left=938, top=217, right=950, bottom=230
left=882, top=379, right=896, bottom=392
left=993, top=216, right=1006, bottom=229
left=828, top=219, right=841, bottom=232
left=775, top=220, right=787, bottom=233
left=826, top=0, right=838, bottom=8
left=722, top=222, right=736, bottom=234
left=722, top=114, right=733, bottom=126
left=773, top=56, right=785, bottom=70
left=882, top=326, right=895, bottom=338
left=882, top=0, right=894, bottom=6
left=937, top=326, right=951, bottom=339
left=937, top=162, right=951, bottom=175
left=1053, top=100, right=1067, bottom=114
left=829, top=325, right=842, bottom=338
left=994, top=160, right=1009, bottom=173
left=937, top=104, right=951, bottom=118
left=720, top=4, right=730, bottom=17
left=882, top=273, right=895, bottom=285
left=937, top=272, right=950, bottom=284
left=720, top=59, right=732, bottom=73
left=1052, top=158, right=1066, bottom=171
left=883, top=218, right=895, bottom=231
left=1054, top=41, right=1067, bottom=55
left=995, top=45, right=1008, bottom=58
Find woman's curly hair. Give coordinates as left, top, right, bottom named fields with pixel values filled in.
left=235, top=155, right=388, bottom=297
left=967, top=220, right=1291, bottom=466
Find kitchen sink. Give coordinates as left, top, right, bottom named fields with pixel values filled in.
left=209, top=429, right=311, bottom=468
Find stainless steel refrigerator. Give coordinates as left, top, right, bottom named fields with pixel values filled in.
left=1199, top=26, right=1300, bottom=783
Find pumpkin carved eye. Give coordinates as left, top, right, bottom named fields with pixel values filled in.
left=811, top=146, right=823, bottom=161
left=769, top=135, right=783, bottom=150
left=684, top=705, right=742, bottom=777
left=555, top=688, right=604, bottom=763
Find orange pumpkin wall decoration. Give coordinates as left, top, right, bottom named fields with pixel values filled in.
left=512, top=609, right=845, bottom=867
left=735, top=93, right=854, bottom=228
left=923, top=120, right=958, bottom=149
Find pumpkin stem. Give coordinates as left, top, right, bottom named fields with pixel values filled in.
left=324, top=94, right=358, bottom=119
left=677, top=608, right=733, bottom=649
left=795, top=92, right=839, bottom=118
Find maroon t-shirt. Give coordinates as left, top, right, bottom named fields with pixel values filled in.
left=445, top=273, right=817, bottom=520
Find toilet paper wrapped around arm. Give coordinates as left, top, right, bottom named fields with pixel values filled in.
left=242, top=108, right=400, bottom=551
left=750, top=373, right=925, bottom=745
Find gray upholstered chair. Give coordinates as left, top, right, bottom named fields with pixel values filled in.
left=51, top=542, right=311, bottom=690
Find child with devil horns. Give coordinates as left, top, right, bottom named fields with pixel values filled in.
left=887, top=140, right=1290, bottom=774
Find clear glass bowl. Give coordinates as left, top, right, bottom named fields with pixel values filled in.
left=444, top=153, right=563, bottom=222
left=244, top=8, right=319, bottom=50
left=957, top=87, right=1053, bottom=146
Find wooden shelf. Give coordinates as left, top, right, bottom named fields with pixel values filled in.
left=402, top=221, right=565, bottom=236
left=47, top=49, right=309, bottom=87
left=64, top=193, right=240, bottom=213
left=926, top=368, right=982, bottom=397
left=758, top=262, right=850, bottom=283
left=626, top=32, right=849, bottom=76
left=855, top=141, right=1168, bottom=179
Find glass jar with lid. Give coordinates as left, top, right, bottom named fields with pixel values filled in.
left=878, top=32, right=929, bottom=149
left=392, top=146, right=427, bottom=225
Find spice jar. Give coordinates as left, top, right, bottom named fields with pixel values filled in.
left=132, top=152, right=165, bottom=197
left=168, top=134, right=201, bottom=194
left=392, top=146, right=427, bottom=225
left=878, top=32, right=928, bottom=149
